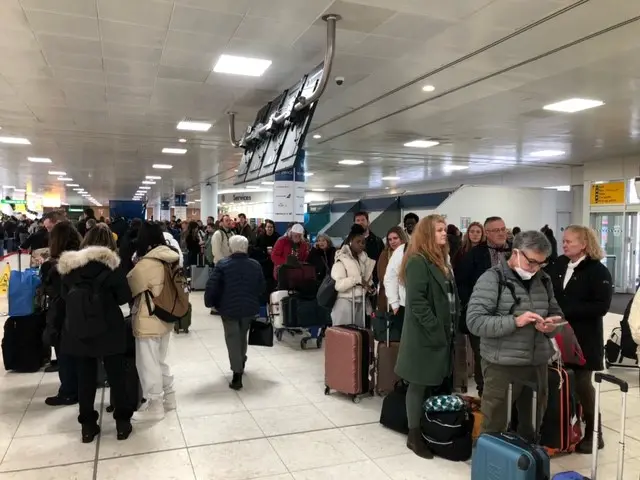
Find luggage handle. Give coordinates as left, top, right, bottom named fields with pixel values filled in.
left=592, top=372, right=627, bottom=480
left=351, top=286, right=367, bottom=329
left=506, top=380, right=539, bottom=441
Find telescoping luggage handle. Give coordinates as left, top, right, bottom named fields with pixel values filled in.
left=506, top=380, right=539, bottom=442
left=351, top=287, right=367, bottom=328
left=591, top=373, right=628, bottom=480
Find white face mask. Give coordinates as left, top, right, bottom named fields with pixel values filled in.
left=514, top=250, right=534, bottom=280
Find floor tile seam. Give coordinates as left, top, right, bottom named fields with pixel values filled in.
left=0, top=459, right=95, bottom=474
left=246, top=407, right=293, bottom=476
left=290, top=458, right=395, bottom=479
left=173, top=407, right=199, bottom=480
left=92, top=387, right=107, bottom=480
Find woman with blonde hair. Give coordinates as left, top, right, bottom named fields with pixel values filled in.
left=394, top=215, right=459, bottom=459
left=547, top=225, right=612, bottom=453
left=451, top=221, right=485, bottom=269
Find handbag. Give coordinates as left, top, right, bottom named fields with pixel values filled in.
left=316, top=274, right=337, bottom=309
left=424, top=394, right=465, bottom=413
left=248, top=318, right=274, bottom=347
left=380, top=380, right=409, bottom=434
left=372, top=309, right=404, bottom=343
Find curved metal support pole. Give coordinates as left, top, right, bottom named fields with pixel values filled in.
left=294, top=13, right=340, bottom=112
left=227, top=111, right=242, bottom=148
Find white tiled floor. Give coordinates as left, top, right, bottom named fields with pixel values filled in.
left=0, top=297, right=639, bottom=479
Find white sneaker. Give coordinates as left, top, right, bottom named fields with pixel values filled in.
left=132, top=398, right=165, bottom=423
left=163, top=392, right=177, bottom=411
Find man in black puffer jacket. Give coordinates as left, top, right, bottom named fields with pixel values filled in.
left=204, top=235, right=265, bottom=391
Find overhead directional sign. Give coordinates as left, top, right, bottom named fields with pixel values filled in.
left=590, top=182, right=625, bottom=205
left=0, top=199, right=26, bottom=205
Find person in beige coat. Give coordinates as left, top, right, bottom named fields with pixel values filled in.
left=331, top=224, right=376, bottom=326
left=127, top=222, right=181, bottom=423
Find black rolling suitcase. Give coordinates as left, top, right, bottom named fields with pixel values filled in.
left=2, top=314, right=47, bottom=372
left=107, top=317, right=144, bottom=412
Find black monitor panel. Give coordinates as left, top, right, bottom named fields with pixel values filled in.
left=235, top=103, right=272, bottom=184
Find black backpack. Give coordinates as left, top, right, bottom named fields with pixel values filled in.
left=65, top=271, right=110, bottom=340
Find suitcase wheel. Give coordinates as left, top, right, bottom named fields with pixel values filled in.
left=106, top=405, right=114, bottom=413
left=316, top=336, right=323, bottom=349
left=275, top=330, right=284, bottom=342
left=351, top=395, right=361, bottom=404
left=324, top=386, right=330, bottom=395
left=300, top=339, right=307, bottom=350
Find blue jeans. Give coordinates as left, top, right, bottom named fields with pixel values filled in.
left=56, top=350, right=78, bottom=399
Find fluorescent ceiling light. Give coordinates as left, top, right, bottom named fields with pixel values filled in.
left=66, top=183, right=79, bottom=187
left=146, top=176, right=161, bottom=180
left=312, top=188, right=326, bottom=192
left=335, top=184, right=350, bottom=188
left=422, top=85, right=435, bottom=92
left=312, top=134, right=322, bottom=139
left=339, top=159, right=363, bottom=166
left=404, top=140, right=439, bottom=148
left=162, top=147, right=187, bottom=155
left=304, top=172, right=314, bottom=177
left=0, top=137, right=30, bottom=145
left=195, top=199, right=201, bottom=202
left=213, top=54, right=272, bottom=77
left=153, top=164, right=173, bottom=169
left=443, top=165, right=469, bottom=172
left=73, top=188, right=83, bottom=191
left=81, top=194, right=90, bottom=197
left=246, top=186, right=259, bottom=189
left=544, top=185, right=571, bottom=191
left=178, top=138, right=187, bottom=143
left=13, top=189, right=25, bottom=193
left=261, top=181, right=274, bottom=185
left=381, top=176, right=400, bottom=181
left=176, top=121, right=211, bottom=132
left=28, top=157, right=52, bottom=163
left=594, top=181, right=605, bottom=184
left=141, top=180, right=156, bottom=185
left=57, top=177, right=73, bottom=181
left=139, top=186, right=151, bottom=190
left=543, top=98, right=604, bottom=113
left=217, top=188, right=272, bottom=194
left=49, top=171, right=66, bottom=176
left=530, top=150, right=565, bottom=157
left=2, top=186, right=15, bottom=189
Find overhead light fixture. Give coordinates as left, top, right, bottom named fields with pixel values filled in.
left=213, top=54, right=272, bottom=77
left=178, top=138, right=187, bottom=143
left=422, top=85, right=435, bottom=92
left=442, top=165, right=469, bottom=172
left=381, top=176, right=400, bottom=181
left=141, top=180, right=156, bottom=185
left=66, top=183, right=79, bottom=187
left=139, top=186, right=151, bottom=190
left=162, top=147, right=187, bottom=155
left=146, top=176, right=161, bottom=180
left=304, top=172, right=314, bottom=177
left=404, top=140, right=439, bottom=148
left=261, top=181, right=274, bottom=185
left=335, top=184, right=350, bottom=188
left=195, top=199, right=201, bottom=202
left=544, top=185, right=571, bottom=191
left=312, top=134, right=322, bottom=139
left=530, top=150, right=566, bottom=158
left=543, top=98, right=604, bottom=113
left=73, top=188, right=83, bottom=191
left=339, top=159, right=363, bottom=166
left=81, top=194, right=90, bottom=197
left=176, top=121, right=212, bottom=132
left=13, top=189, right=26, bottom=193
left=28, top=157, right=52, bottom=163
left=312, top=188, right=326, bottom=192
left=153, top=164, right=173, bottom=169
left=2, top=185, right=15, bottom=189
left=57, top=177, right=73, bottom=181
left=0, top=137, right=30, bottom=145
left=246, top=186, right=259, bottom=190
left=49, top=171, right=66, bottom=176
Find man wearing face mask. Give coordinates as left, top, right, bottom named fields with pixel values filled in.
left=455, top=216, right=511, bottom=396
left=466, top=230, right=564, bottom=442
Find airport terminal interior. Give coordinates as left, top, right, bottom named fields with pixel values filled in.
left=1, top=0, right=640, bottom=478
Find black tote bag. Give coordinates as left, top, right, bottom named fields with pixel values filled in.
left=248, top=319, right=274, bottom=347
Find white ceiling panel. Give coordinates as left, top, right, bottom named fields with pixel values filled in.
left=371, top=13, right=454, bottom=41
left=44, top=51, right=103, bottom=71
left=97, top=0, right=174, bottom=29
left=37, top=34, right=102, bottom=57
left=248, top=0, right=333, bottom=24
left=164, top=30, right=230, bottom=53
left=24, top=10, right=100, bottom=40
left=102, top=42, right=163, bottom=63
left=21, top=0, right=98, bottom=18
left=173, top=0, right=253, bottom=15
left=99, top=21, right=167, bottom=49
left=169, top=5, right=244, bottom=36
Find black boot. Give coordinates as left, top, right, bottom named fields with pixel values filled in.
left=229, top=373, right=243, bottom=390
left=45, top=395, right=77, bottom=406
left=116, top=420, right=132, bottom=441
left=407, top=428, right=433, bottom=459
left=576, top=416, right=604, bottom=454
left=81, top=423, right=100, bottom=444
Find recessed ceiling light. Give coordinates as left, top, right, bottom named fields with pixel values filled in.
left=13, top=189, right=26, bottom=193
left=176, top=121, right=212, bottom=132
left=335, top=184, right=350, bottom=188
left=304, top=172, right=314, bottom=177
left=28, top=157, right=52, bottom=163
left=442, top=165, right=469, bottom=172
left=73, top=188, right=83, bottom=191
left=195, top=199, right=201, bottom=202
left=312, top=134, right=322, bottom=139
left=0, top=137, right=30, bottom=145
left=213, top=54, right=272, bottom=77
left=153, top=164, right=173, bottom=169
left=543, top=98, right=604, bottom=113
left=530, top=150, right=566, bottom=157
left=544, top=185, right=571, bottom=191
left=139, top=186, right=151, bottom=190
left=81, top=194, right=90, bottom=197
left=49, top=171, right=66, bottom=176
left=141, top=180, right=156, bottom=185
left=312, top=188, right=326, bottom=192
left=381, top=176, right=400, bottom=181
left=246, top=186, right=259, bottom=189
left=261, top=181, right=274, bottom=185
left=66, top=183, right=79, bottom=187
left=162, top=147, right=187, bottom=155
left=57, top=177, right=73, bottom=181
left=2, top=185, right=15, bottom=189
left=339, top=159, right=363, bottom=166
left=404, top=140, right=440, bottom=148
left=146, top=176, right=161, bottom=180
left=178, top=138, right=187, bottom=143
left=422, top=85, right=435, bottom=92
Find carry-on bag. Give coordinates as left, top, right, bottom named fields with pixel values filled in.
left=421, top=406, right=474, bottom=461
left=174, top=303, right=192, bottom=334
left=282, top=295, right=331, bottom=329
left=472, top=381, right=551, bottom=480
left=375, top=311, right=400, bottom=396
left=540, top=365, right=581, bottom=455
left=2, top=313, right=46, bottom=372
left=269, top=290, right=289, bottom=329
left=380, top=380, right=409, bottom=434
left=190, top=264, right=208, bottom=291
left=248, top=318, right=274, bottom=347
left=552, top=373, right=628, bottom=480
left=8, top=268, right=41, bottom=317
left=324, top=289, right=374, bottom=402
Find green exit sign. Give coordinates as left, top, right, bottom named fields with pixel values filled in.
left=1, top=199, right=26, bottom=205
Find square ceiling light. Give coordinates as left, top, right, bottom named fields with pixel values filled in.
left=146, top=176, right=161, bottom=180
left=139, top=186, right=151, bottom=190
left=13, top=188, right=26, bottom=193
left=176, top=121, right=212, bottom=132
left=312, top=188, right=326, bottom=192
left=141, top=180, right=156, bottom=185
left=57, top=177, right=73, bottom=181
left=339, top=159, right=363, bottom=166
left=404, top=140, right=440, bottom=148
left=543, top=98, right=604, bottom=113
left=530, top=150, right=565, bottom=157
left=153, top=164, right=173, bottom=169
left=66, top=183, right=79, bottom=187
left=0, top=137, right=30, bottom=145
left=381, top=176, right=400, bottom=180
left=162, top=148, right=187, bottom=155
left=213, top=54, right=272, bottom=77
left=443, top=165, right=469, bottom=172
left=335, top=184, right=350, bottom=188
left=28, top=157, right=52, bottom=163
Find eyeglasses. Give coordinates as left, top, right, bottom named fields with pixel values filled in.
left=486, top=227, right=507, bottom=233
left=520, top=250, right=549, bottom=268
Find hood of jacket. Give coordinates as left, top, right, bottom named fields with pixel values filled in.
left=335, top=244, right=367, bottom=264
left=57, top=246, right=120, bottom=275
left=142, top=244, right=181, bottom=264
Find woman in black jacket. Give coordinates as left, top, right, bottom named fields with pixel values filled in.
left=253, top=220, right=280, bottom=294
left=185, top=221, right=202, bottom=266
left=307, top=234, right=336, bottom=282
left=547, top=225, right=612, bottom=453
left=42, top=221, right=83, bottom=407
left=57, top=224, right=134, bottom=443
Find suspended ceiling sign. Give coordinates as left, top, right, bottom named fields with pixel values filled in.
left=590, top=181, right=625, bottom=205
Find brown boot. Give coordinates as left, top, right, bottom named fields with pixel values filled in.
left=407, top=428, right=434, bottom=459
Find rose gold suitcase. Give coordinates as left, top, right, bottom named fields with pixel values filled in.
left=324, top=290, right=374, bottom=403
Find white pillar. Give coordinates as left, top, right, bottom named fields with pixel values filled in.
left=200, top=181, right=218, bottom=222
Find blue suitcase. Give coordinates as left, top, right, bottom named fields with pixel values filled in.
left=471, top=382, right=550, bottom=480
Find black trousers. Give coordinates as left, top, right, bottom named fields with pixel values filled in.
left=468, top=334, right=484, bottom=396
left=75, top=354, right=134, bottom=425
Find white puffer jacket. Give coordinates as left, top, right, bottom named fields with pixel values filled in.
left=629, top=289, right=640, bottom=357
left=383, top=244, right=406, bottom=311
left=331, top=244, right=376, bottom=300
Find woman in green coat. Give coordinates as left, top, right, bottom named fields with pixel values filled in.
left=395, top=214, right=459, bottom=459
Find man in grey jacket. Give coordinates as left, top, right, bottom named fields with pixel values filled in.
left=466, top=230, right=564, bottom=441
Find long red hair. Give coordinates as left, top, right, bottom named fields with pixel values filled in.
left=399, top=214, right=449, bottom=283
